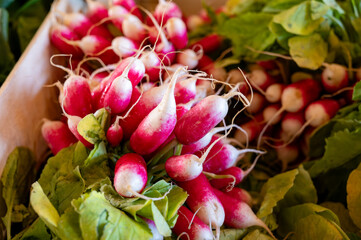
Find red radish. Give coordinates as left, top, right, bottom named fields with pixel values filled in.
left=201, top=135, right=264, bottom=174
left=263, top=104, right=282, bottom=125
left=176, top=101, right=194, bottom=119
left=86, top=0, right=109, bottom=23
left=114, top=153, right=147, bottom=197
left=119, top=83, right=168, bottom=139
left=62, top=12, right=112, bottom=39
left=209, top=67, right=227, bottom=82
left=257, top=60, right=278, bottom=70
left=67, top=115, right=93, bottom=148
left=174, top=85, right=246, bottom=145
left=224, top=188, right=252, bottom=206
left=234, top=115, right=264, bottom=145
left=281, top=78, right=322, bottom=113
left=176, top=49, right=198, bottom=69
left=247, top=92, right=266, bottom=114
left=172, top=206, right=213, bottom=240
left=108, top=5, right=129, bottom=31
left=140, top=50, right=162, bottom=82
left=148, top=26, right=159, bottom=45
left=248, top=69, right=276, bottom=91
left=181, top=124, right=243, bottom=155
left=281, top=111, right=305, bottom=141
left=275, top=142, right=299, bottom=171
left=112, top=36, right=139, bottom=58
left=174, top=77, right=197, bottom=104
left=113, top=0, right=143, bottom=21
left=322, top=64, right=349, bottom=93
left=50, top=24, right=83, bottom=58
left=212, top=188, right=275, bottom=239
left=113, top=56, right=146, bottom=86
left=162, top=64, right=188, bottom=82
left=197, top=54, right=213, bottom=72
left=190, top=34, right=222, bottom=54
left=305, top=99, right=340, bottom=127
left=153, top=0, right=182, bottom=24
left=265, top=83, right=285, bottom=103
left=122, top=14, right=147, bottom=43
left=177, top=173, right=225, bottom=236
left=41, top=120, right=77, bottom=155
left=209, top=166, right=255, bottom=190
left=186, top=15, right=205, bottom=31
left=106, top=118, right=124, bottom=147
left=165, top=17, right=188, bottom=49
left=129, top=67, right=184, bottom=155
left=226, top=69, right=249, bottom=94
left=62, top=75, right=93, bottom=118
left=101, top=75, right=133, bottom=114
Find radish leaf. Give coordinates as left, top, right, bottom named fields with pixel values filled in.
left=347, top=162, right=361, bottom=229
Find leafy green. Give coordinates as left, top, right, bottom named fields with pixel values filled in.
left=11, top=218, right=51, bottom=240
left=0, top=147, right=36, bottom=240
left=243, top=229, right=274, bottom=240
left=257, top=166, right=317, bottom=230
left=353, top=81, right=361, bottom=101
left=77, top=113, right=107, bottom=144
left=226, top=0, right=267, bottom=14
left=262, top=0, right=306, bottom=13
left=288, top=33, right=328, bottom=69
left=217, top=228, right=247, bottom=240
left=273, top=1, right=329, bottom=35
left=347, top=162, right=361, bottom=229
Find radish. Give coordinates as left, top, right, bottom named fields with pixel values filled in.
left=62, top=75, right=93, bottom=118
left=224, top=188, right=253, bottom=206
left=305, top=99, right=340, bottom=127
left=114, top=153, right=147, bottom=197
left=321, top=64, right=349, bottom=93
left=247, top=69, right=276, bottom=91
left=113, top=0, right=143, bottom=21
left=257, top=60, right=278, bottom=70
left=247, top=92, right=266, bottom=114
left=112, top=56, right=146, bottom=86
left=234, top=114, right=264, bottom=145
left=265, top=83, right=285, bottom=103
left=209, top=165, right=256, bottom=190
left=176, top=49, right=198, bottom=70
left=190, top=34, right=222, bottom=54
left=174, top=85, right=248, bottom=145
left=111, top=36, right=139, bottom=59
left=106, top=117, right=124, bottom=147
left=61, top=12, right=112, bottom=39
left=148, top=26, right=159, bottom=45
left=174, top=77, right=197, bottom=104
left=177, top=173, right=225, bottom=237
left=275, top=142, right=299, bottom=171
left=263, top=104, right=282, bottom=125
left=41, top=120, right=77, bottom=155
left=172, top=206, right=213, bottom=240
left=129, top=67, right=184, bottom=155
left=165, top=17, right=188, bottom=49
left=153, top=0, right=182, bottom=24
left=122, top=14, right=147, bottom=43
left=140, top=50, right=162, bottom=82
left=86, top=0, right=109, bottom=23
left=226, top=69, right=249, bottom=94
left=67, top=114, right=93, bottom=148
left=142, top=218, right=163, bottom=240
left=186, top=15, right=205, bottom=31
left=50, top=24, right=83, bottom=58
left=212, top=188, right=275, bottom=239
left=108, top=5, right=129, bottom=31
left=281, top=111, right=305, bottom=141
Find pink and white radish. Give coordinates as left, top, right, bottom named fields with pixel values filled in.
left=190, top=34, right=222, bottom=54
left=106, top=117, right=124, bottom=147
left=140, top=50, right=162, bottom=82
left=226, top=69, right=249, bottom=94
left=212, top=188, right=275, bottom=239
left=209, top=165, right=256, bottom=190
left=153, top=0, right=182, bottom=24
left=305, top=99, right=340, bottom=127
left=322, top=64, right=349, bottom=93
left=247, top=69, right=277, bottom=91
left=122, top=14, right=147, bottom=43
left=172, top=206, right=214, bottom=240
left=174, top=77, right=197, bottom=104
left=50, top=24, right=83, bottom=58
left=108, top=5, right=129, bottom=31
left=247, top=92, right=266, bottom=114
left=114, top=153, right=147, bottom=197
left=224, top=188, right=253, bottom=206
left=142, top=218, right=163, bottom=240
left=176, top=49, right=199, bottom=70
left=129, top=67, right=184, bottom=155
left=275, top=142, right=299, bottom=171
left=186, top=15, right=205, bottom=31
left=281, top=111, right=305, bottom=141
left=234, top=114, right=264, bottom=145
left=265, top=83, right=285, bottom=103
left=177, top=173, right=225, bottom=237
left=41, top=120, right=77, bottom=155
left=165, top=17, right=188, bottom=50
left=86, top=0, right=109, bottom=23
left=263, top=104, right=282, bottom=125
left=113, top=0, right=143, bottom=21
left=111, top=36, right=139, bottom=59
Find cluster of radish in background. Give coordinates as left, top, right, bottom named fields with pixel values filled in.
left=39, top=0, right=283, bottom=239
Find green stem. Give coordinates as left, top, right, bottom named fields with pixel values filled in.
left=174, top=144, right=183, bottom=156
left=147, top=139, right=178, bottom=167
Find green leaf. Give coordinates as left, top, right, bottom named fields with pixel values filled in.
left=352, top=81, right=361, bottom=101
left=217, top=12, right=276, bottom=60
left=257, top=166, right=317, bottom=230
left=243, top=229, right=274, bottom=240
left=77, top=114, right=106, bottom=144
left=72, top=191, right=152, bottom=240
left=30, top=182, right=60, bottom=234
left=278, top=203, right=340, bottom=237
left=308, top=128, right=361, bottom=178
left=151, top=202, right=172, bottom=237
left=217, top=228, right=247, bottom=240
left=93, top=108, right=111, bottom=132
left=262, top=0, right=306, bottom=13
left=226, top=0, right=267, bottom=14
left=11, top=218, right=51, bottom=240
left=347, top=162, right=361, bottom=229
left=83, top=141, right=107, bottom=167
left=0, top=0, right=14, bottom=8
left=288, top=33, right=328, bottom=69
left=0, top=147, right=36, bottom=240
left=269, top=22, right=295, bottom=50
left=57, top=208, right=82, bottom=240
left=293, top=214, right=348, bottom=240
left=322, top=0, right=344, bottom=14
left=273, top=1, right=329, bottom=35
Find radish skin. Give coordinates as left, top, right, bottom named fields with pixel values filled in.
left=322, top=64, right=349, bottom=93
left=190, top=34, right=222, bottom=54
left=265, top=83, right=285, bottom=103
left=166, top=17, right=188, bottom=49
left=176, top=49, right=198, bottom=70
left=153, top=0, right=182, bottom=24
left=86, top=0, right=109, bottom=23
left=106, top=119, right=124, bottom=147
left=174, top=77, right=197, bottom=104
left=305, top=99, right=340, bottom=127
left=224, top=188, right=253, bottom=206
left=50, top=24, right=83, bottom=58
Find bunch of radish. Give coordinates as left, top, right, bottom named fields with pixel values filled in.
left=39, top=0, right=279, bottom=239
